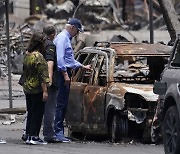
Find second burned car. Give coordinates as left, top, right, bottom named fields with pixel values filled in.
left=65, top=42, right=172, bottom=142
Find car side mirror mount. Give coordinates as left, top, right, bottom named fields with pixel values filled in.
left=153, top=81, right=167, bottom=95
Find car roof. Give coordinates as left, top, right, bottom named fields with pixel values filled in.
left=110, top=42, right=172, bottom=56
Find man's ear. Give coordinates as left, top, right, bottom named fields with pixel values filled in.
left=72, top=25, right=76, bottom=30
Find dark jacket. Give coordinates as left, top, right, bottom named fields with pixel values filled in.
left=43, top=37, right=58, bottom=90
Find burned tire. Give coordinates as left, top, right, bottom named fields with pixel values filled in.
left=164, top=106, right=180, bottom=154
left=111, top=113, right=128, bottom=142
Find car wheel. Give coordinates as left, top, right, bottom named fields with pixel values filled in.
left=164, top=106, right=180, bottom=154
left=111, top=113, right=128, bottom=142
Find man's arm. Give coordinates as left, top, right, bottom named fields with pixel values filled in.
left=62, top=71, right=70, bottom=86
left=47, top=61, right=54, bottom=86
left=54, top=36, right=67, bottom=71
left=54, top=34, right=70, bottom=86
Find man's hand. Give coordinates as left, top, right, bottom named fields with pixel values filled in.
left=43, top=91, right=48, bottom=102
left=62, top=71, right=70, bottom=86
left=82, top=64, right=92, bottom=70
left=48, top=78, right=52, bottom=87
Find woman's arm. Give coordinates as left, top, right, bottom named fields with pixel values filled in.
left=41, top=82, right=48, bottom=102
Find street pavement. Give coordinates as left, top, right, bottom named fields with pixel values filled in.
left=0, top=117, right=164, bottom=154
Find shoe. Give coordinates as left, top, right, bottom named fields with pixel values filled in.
left=66, top=136, right=76, bottom=141
left=25, top=136, right=31, bottom=144
left=44, top=137, right=60, bottom=143
left=56, top=136, right=71, bottom=143
left=0, top=139, right=6, bottom=144
left=29, top=136, right=47, bottom=145
left=22, top=134, right=28, bottom=142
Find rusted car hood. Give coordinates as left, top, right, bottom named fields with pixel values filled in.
left=111, top=43, right=172, bottom=56
left=111, top=82, right=158, bottom=101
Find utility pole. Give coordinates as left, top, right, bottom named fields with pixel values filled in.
left=149, top=0, right=154, bottom=44
left=5, top=0, right=13, bottom=108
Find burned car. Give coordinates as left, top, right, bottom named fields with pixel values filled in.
left=66, top=42, right=172, bottom=142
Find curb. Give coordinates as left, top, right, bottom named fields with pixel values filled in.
left=0, top=107, right=26, bottom=114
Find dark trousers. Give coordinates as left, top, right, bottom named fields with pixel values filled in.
left=25, top=92, right=45, bottom=137
left=43, top=89, right=57, bottom=138
left=54, top=69, right=71, bottom=137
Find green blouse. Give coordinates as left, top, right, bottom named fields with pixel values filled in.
left=22, top=51, right=49, bottom=94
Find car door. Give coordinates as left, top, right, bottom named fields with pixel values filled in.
left=163, top=39, right=180, bottom=111
left=83, top=54, right=108, bottom=132
left=66, top=52, right=96, bottom=127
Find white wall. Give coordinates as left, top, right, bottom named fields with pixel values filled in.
left=13, top=0, right=29, bottom=20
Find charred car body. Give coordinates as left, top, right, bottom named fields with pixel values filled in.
left=66, top=42, right=172, bottom=142
left=153, top=35, right=180, bottom=154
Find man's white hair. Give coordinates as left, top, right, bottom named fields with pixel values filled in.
left=65, top=24, right=72, bottom=29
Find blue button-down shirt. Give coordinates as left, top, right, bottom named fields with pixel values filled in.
left=53, top=29, right=82, bottom=71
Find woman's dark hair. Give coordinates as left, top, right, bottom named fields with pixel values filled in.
left=27, top=31, right=45, bottom=54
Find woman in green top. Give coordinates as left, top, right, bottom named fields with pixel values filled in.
left=22, top=32, right=49, bottom=145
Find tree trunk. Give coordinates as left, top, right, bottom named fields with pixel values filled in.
left=157, top=0, right=180, bottom=41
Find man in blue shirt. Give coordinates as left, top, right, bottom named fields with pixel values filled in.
left=53, top=18, right=91, bottom=142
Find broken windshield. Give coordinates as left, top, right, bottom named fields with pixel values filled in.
left=113, top=55, right=166, bottom=83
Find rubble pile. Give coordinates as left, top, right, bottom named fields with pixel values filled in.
left=44, top=0, right=180, bottom=31
left=0, top=0, right=180, bottom=77
left=0, top=25, right=31, bottom=75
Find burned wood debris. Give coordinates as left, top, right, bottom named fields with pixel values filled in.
left=0, top=0, right=179, bottom=77
left=43, top=0, right=180, bottom=31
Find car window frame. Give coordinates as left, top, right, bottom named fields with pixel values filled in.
left=72, top=52, right=98, bottom=84
left=92, top=54, right=107, bottom=86
left=72, top=49, right=109, bottom=86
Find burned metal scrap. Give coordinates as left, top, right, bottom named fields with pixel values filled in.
left=45, top=1, right=75, bottom=19
left=0, top=19, right=32, bottom=76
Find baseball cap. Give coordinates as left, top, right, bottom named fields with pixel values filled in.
left=68, top=18, right=84, bottom=32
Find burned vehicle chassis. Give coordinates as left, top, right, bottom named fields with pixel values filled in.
left=66, top=42, right=171, bottom=142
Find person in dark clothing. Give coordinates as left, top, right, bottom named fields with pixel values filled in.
left=42, top=25, right=59, bottom=143
left=21, top=31, right=49, bottom=145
